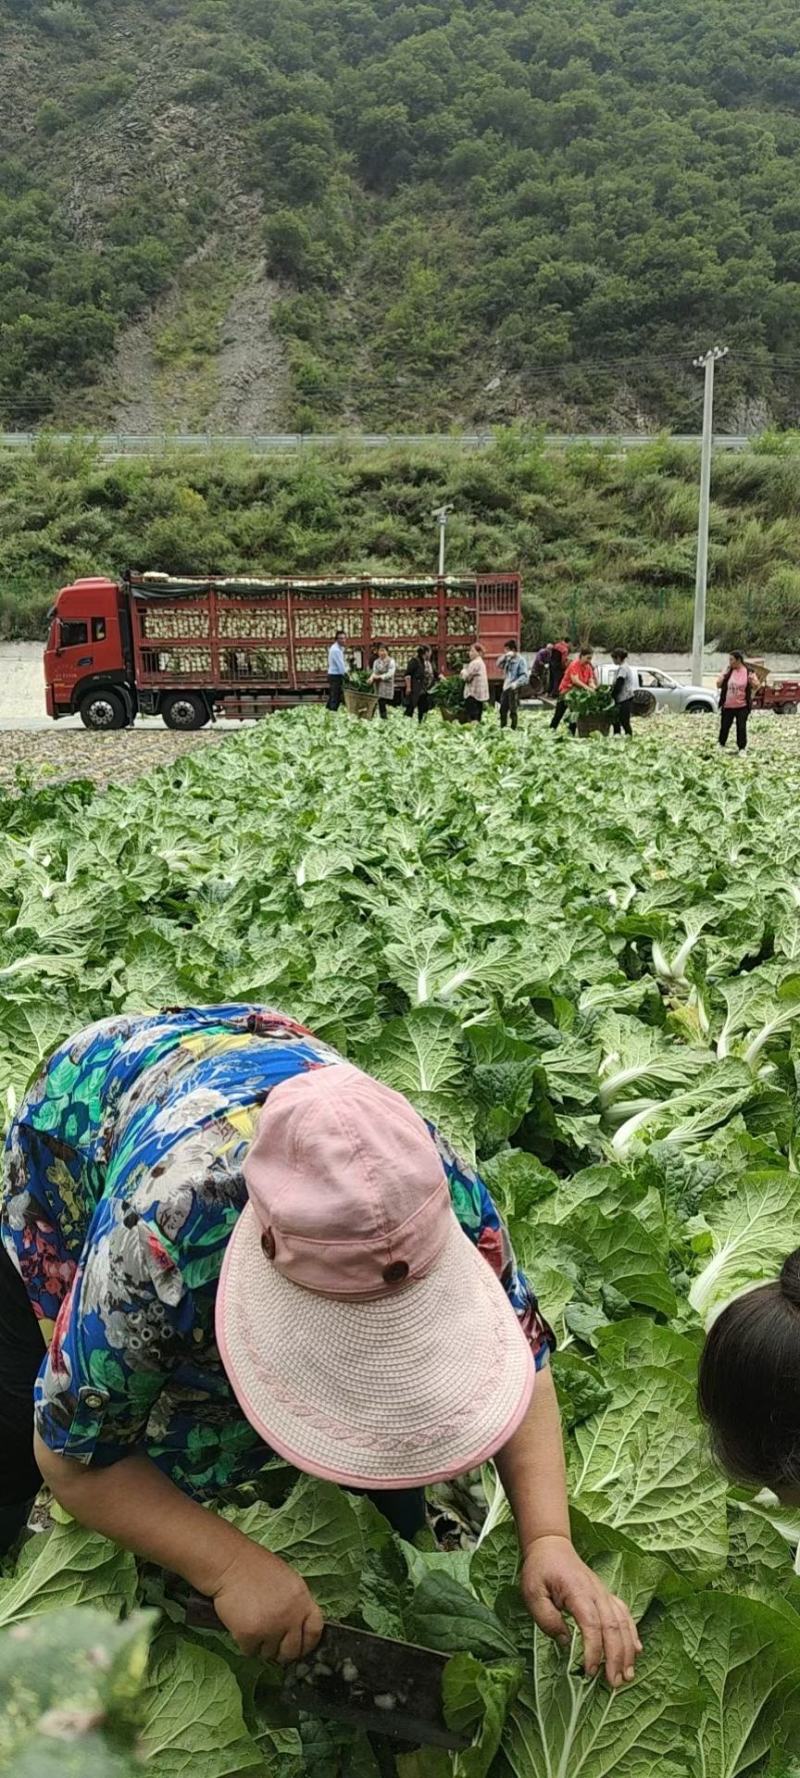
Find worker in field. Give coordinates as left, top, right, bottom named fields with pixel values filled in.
left=530, top=644, right=552, bottom=698
left=0, top=1008, right=640, bottom=1686
left=550, top=647, right=596, bottom=732
left=700, top=1248, right=800, bottom=1507
left=717, top=651, right=755, bottom=752
left=404, top=644, right=436, bottom=721
left=550, top=640, right=570, bottom=696
left=460, top=642, right=490, bottom=721
left=496, top=639, right=529, bottom=730
left=368, top=644, right=397, bottom=719
left=326, top=630, right=348, bottom=711
left=610, top=648, right=638, bottom=737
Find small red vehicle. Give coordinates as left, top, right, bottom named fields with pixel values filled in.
left=746, top=660, right=800, bottom=715
left=44, top=568, right=521, bottom=729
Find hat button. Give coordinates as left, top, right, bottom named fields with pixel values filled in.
left=382, top=1260, right=409, bottom=1285
left=261, top=1230, right=276, bottom=1261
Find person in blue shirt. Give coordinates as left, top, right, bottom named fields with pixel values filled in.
left=326, top=631, right=348, bottom=711
left=496, top=641, right=529, bottom=731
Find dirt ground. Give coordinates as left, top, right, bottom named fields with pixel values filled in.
left=0, top=726, right=229, bottom=791
left=0, top=642, right=236, bottom=788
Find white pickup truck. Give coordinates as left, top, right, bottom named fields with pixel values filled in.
left=598, top=664, right=718, bottom=715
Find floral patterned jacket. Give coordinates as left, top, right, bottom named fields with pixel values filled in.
left=1, top=1005, right=553, bottom=1499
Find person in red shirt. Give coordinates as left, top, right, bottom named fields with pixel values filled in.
left=550, top=648, right=596, bottom=731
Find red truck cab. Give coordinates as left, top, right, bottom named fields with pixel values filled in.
left=45, top=579, right=132, bottom=724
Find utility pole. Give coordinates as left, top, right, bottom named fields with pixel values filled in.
left=433, top=504, right=454, bottom=577
left=691, top=346, right=728, bottom=686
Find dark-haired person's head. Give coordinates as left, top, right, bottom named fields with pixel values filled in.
left=505, top=638, right=518, bottom=652
left=579, top=647, right=594, bottom=661
left=335, top=629, right=346, bottom=643
left=729, top=650, right=745, bottom=666
left=611, top=648, right=628, bottom=664
left=698, top=1249, right=800, bottom=1498
left=419, top=645, right=431, bottom=659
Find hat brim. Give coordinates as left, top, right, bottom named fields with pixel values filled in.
left=216, top=1207, right=535, bottom=1490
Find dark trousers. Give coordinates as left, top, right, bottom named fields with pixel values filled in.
left=354, top=1488, right=426, bottom=1541
left=377, top=697, right=391, bottom=721
left=406, top=692, right=430, bottom=723
left=0, top=1243, right=45, bottom=1552
left=719, top=707, right=748, bottom=751
left=613, top=698, right=633, bottom=736
left=550, top=697, right=568, bottom=731
left=464, top=697, right=483, bottom=723
left=326, top=675, right=344, bottom=712
left=499, top=687, right=519, bottom=730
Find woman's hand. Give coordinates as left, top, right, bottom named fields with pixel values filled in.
left=211, top=1541, right=324, bottom=1663
left=32, top=1444, right=324, bottom=1666
left=521, top=1535, right=642, bottom=1688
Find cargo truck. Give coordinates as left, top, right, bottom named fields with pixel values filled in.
left=44, top=569, right=522, bottom=728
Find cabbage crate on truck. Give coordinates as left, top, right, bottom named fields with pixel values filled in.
left=44, top=569, right=522, bottom=729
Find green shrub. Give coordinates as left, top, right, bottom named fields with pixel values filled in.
left=716, top=517, right=797, bottom=584
left=265, top=211, right=315, bottom=282
left=36, top=0, right=93, bottom=38
left=36, top=99, right=69, bottom=135
left=73, top=72, right=129, bottom=115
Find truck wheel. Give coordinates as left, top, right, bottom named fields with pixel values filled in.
left=79, top=688, right=128, bottom=731
left=161, top=693, right=210, bottom=731
left=685, top=701, right=714, bottom=715
left=776, top=701, right=798, bottom=716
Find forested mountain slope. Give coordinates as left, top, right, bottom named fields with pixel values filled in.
left=2, top=0, right=800, bottom=431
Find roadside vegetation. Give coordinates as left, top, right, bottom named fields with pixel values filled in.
left=3, top=432, right=800, bottom=654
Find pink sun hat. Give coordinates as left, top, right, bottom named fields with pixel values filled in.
left=216, top=1061, right=535, bottom=1489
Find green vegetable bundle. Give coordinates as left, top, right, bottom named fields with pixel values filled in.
left=431, top=674, right=464, bottom=714
left=564, top=683, right=615, bottom=717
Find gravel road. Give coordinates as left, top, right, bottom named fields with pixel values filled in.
left=0, top=643, right=232, bottom=787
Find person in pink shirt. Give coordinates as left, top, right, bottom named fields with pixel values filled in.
left=717, top=651, right=755, bottom=752
left=460, top=642, right=490, bottom=722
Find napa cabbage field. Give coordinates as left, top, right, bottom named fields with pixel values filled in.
left=4, top=710, right=800, bottom=1777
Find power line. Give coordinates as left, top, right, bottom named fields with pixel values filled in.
left=2, top=349, right=800, bottom=410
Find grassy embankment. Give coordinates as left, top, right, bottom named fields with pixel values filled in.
left=2, top=431, right=800, bottom=654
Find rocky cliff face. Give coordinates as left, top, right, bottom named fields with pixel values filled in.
left=0, top=2, right=296, bottom=429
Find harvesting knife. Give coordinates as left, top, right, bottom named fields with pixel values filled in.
left=186, top=1597, right=470, bottom=1751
